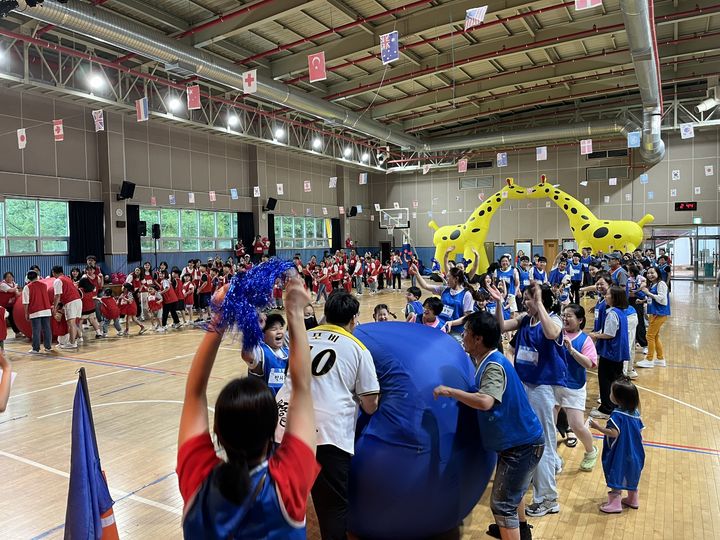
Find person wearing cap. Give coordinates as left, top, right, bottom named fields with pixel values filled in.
left=607, top=253, right=628, bottom=289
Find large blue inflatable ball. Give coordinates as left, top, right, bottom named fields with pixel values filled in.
left=349, top=322, right=496, bottom=540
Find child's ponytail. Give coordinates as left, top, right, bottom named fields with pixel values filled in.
left=214, top=450, right=252, bottom=504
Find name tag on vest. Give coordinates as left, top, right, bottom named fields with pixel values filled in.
left=516, top=345, right=539, bottom=366
left=441, top=304, right=454, bottom=318
left=268, top=369, right=285, bottom=386
left=522, top=279, right=530, bottom=286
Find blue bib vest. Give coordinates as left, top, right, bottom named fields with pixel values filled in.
left=532, top=268, right=547, bottom=283
left=580, top=255, right=593, bottom=271
left=183, top=461, right=306, bottom=540
left=568, top=262, right=583, bottom=281
left=495, top=267, right=516, bottom=295
left=407, top=300, right=424, bottom=319
left=486, top=301, right=510, bottom=320
left=439, top=287, right=467, bottom=333
left=596, top=307, right=629, bottom=362
left=548, top=268, right=567, bottom=286
left=593, top=299, right=607, bottom=333
left=475, top=351, right=544, bottom=452
left=563, top=332, right=590, bottom=390
left=256, top=343, right=289, bottom=395
left=645, top=283, right=671, bottom=316
left=518, top=268, right=531, bottom=291
left=514, top=314, right=567, bottom=386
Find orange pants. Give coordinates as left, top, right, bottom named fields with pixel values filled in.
left=646, top=314, right=668, bottom=360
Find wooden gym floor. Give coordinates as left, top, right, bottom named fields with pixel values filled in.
left=1, top=280, right=719, bottom=540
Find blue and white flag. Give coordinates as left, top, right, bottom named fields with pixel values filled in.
left=465, top=6, right=488, bottom=30
left=380, top=31, right=399, bottom=65
left=497, top=152, right=508, bottom=167
left=627, top=131, right=641, bottom=148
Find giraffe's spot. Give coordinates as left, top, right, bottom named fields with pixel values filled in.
left=442, top=236, right=448, bottom=240
left=554, top=190, right=561, bottom=195
left=571, top=208, right=578, bottom=214
left=472, top=228, right=481, bottom=233
left=571, top=227, right=575, bottom=232
left=553, top=195, right=559, bottom=200
left=564, top=197, right=570, bottom=201
left=487, top=206, right=492, bottom=212
left=463, top=225, right=467, bottom=229
left=478, top=210, right=485, bottom=217
left=544, top=188, right=550, bottom=193
left=614, top=234, right=622, bottom=239
left=581, top=224, right=590, bottom=231
left=581, top=215, right=589, bottom=220
left=593, top=227, right=609, bottom=239
left=470, top=217, right=475, bottom=221
left=563, top=204, right=569, bottom=210
left=450, top=230, right=461, bottom=240
left=496, top=197, right=502, bottom=203
left=604, top=221, right=609, bottom=224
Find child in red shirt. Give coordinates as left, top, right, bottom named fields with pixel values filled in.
left=119, top=284, right=147, bottom=336
left=99, top=289, right=123, bottom=337
left=146, top=285, right=163, bottom=330
left=182, top=274, right=195, bottom=324
left=0, top=306, right=7, bottom=350
left=272, top=278, right=284, bottom=310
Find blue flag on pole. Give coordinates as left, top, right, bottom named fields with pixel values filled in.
left=64, top=368, right=114, bottom=540
left=380, top=31, right=399, bottom=64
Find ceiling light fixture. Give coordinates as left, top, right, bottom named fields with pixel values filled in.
left=228, top=114, right=239, bottom=128
left=312, top=137, right=322, bottom=150
left=274, top=127, right=285, bottom=140
left=168, top=97, right=182, bottom=112
left=343, top=147, right=352, bottom=158
left=88, top=73, right=104, bottom=90
left=361, top=152, right=369, bottom=162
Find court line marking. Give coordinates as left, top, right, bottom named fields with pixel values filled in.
left=36, top=399, right=214, bottom=419
left=590, top=434, right=720, bottom=456
left=0, top=449, right=181, bottom=516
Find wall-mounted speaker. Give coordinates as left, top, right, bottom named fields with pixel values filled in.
left=152, top=223, right=161, bottom=240
left=263, top=197, right=278, bottom=211
left=117, top=180, right=136, bottom=201
left=138, top=220, right=147, bottom=237
left=349, top=206, right=358, bottom=217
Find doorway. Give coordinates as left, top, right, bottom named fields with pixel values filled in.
left=648, top=226, right=720, bottom=281
left=543, top=239, right=559, bottom=264
left=379, top=241, right=391, bottom=264
left=515, top=239, right=532, bottom=264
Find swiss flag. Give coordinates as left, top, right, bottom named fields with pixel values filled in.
left=308, top=51, right=327, bottom=83
left=187, top=85, right=201, bottom=110
left=53, top=119, right=64, bottom=142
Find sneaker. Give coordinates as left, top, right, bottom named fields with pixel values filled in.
left=44, top=348, right=53, bottom=353
left=636, top=359, right=655, bottom=368
left=580, top=446, right=599, bottom=471
left=172, top=323, right=182, bottom=329
left=116, top=331, right=124, bottom=337
left=525, top=499, right=560, bottom=517
left=642, top=347, right=648, bottom=355
left=627, top=369, right=639, bottom=379
left=654, top=359, right=666, bottom=367
left=555, top=457, right=564, bottom=475
left=95, top=333, right=105, bottom=339
left=28, top=349, right=41, bottom=354
left=486, top=522, right=533, bottom=539
left=590, top=408, right=610, bottom=419
left=156, top=326, right=167, bottom=333
left=60, top=342, right=78, bottom=350
left=138, top=327, right=147, bottom=335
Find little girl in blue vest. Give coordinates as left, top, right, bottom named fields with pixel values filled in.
left=177, top=278, right=319, bottom=540
left=242, top=313, right=289, bottom=396
left=589, top=378, right=645, bottom=513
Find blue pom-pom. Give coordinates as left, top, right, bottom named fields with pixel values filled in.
left=209, top=258, right=294, bottom=351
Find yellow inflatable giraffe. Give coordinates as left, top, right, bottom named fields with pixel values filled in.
left=429, top=178, right=528, bottom=273
left=526, top=175, right=654, bottom=252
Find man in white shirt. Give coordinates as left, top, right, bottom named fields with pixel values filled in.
left=276, top=290, right=379, bottom=540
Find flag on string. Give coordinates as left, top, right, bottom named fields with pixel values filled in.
left=647, top=191, right=654, bottom=200
left=150, top=196, right=157, bottom=207
left=457, top=158, right=468, bottom=173
left=17, top=128, right=26, bottom=149
left=64, top=368, right=118, bottom=540
left=135, top=97, right=149, bottom=122
left=580, top=139, right=593, bottom=155
left=359, top=173, right=368, bottom=185
left=464, top=6, right=488, bottom=30
left=374, top=203, right=381, bottom=211
left=575, top=0, right=603, bottom=10
left=322, top=207, right=328, bottom=216
left=380, top=31, right=399, bottom=64
left=308, top=51, right=327, bottom=83
left=92, top=110, right=105, bottom=132
left=306, top=208, right=313, bottom=216
left=497, top=152, right=508, bottom=167
left=412, top=200, right=419, bottom=208
left=339, top=206, right=345, bottom=215
left=188, top=192, right=195, bottom=204
left=705, top=165, right=714, bottom=177
left=627, top=131, right=641, bottom=148
left=329, top=176, right=337, bottom=189
left=53, top=119, right=64, bottom=142
left=304, top=181, right=312, bottom=193
left=422, top=164, right=431, bottom=175
left=277, top=183, right=284, bottom=195
left=640, top=174, right=649, bottom=184
left=187, top=85, right=201, bottom=110
left=609, top=177, right=617, bottom=186
left=253, top=186, right=261, bottom=197
left=169, top=194, right=176, bottom=205
left=230, top=188, right=238, bottom=200
left=680, top=123, right=694, bottom=139
left=536, top=146, right=547, bottom=161
left=243, top=70, right=257, bottom=94
left=209, top=191, right=216, bottom=202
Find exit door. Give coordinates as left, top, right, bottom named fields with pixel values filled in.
left=543, top=239, right=559, bottom=263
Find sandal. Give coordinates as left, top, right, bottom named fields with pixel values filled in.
left=565, top=429, right=578, bottom=448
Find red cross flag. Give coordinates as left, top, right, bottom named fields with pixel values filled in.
left=458, top=158, right=468, bottom=173
left=580, top=139, right=593, bottom=155
left=17, top=128, right=27, bottom=149
left=575, top=0, right=602, bottom=10
left=243, top=70, right=257, bottom=94
left=308, top=51, right=327, bottom=83
left=187, top=85, right=201, bottom=110
left=53, top=119, right=64, bottom=142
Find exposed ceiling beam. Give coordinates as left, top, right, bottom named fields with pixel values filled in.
left=326, top=0, right=375, bottom=35
left=107, top=0, right=190, bottom=32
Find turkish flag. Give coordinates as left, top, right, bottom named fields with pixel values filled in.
left=53, top=119, right=64, bottom=142
left=187, top=85, right=201, bottom=110
left=308, top=51, right=327, bottom=83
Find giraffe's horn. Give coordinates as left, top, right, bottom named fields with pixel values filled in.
left=506, top=177, right=514, bottom=186
left=428, top=220, right=439, bottom=231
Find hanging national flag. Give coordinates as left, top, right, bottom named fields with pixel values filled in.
left=464, top=6, right=488, bottom=30
left=92, top=110, right=105, bottom=132
left=187, top=85, right=201, bottom=110
left=680, top=123, right=694, bottom=139
left=640, top=173, right=649, bottom=184
left=308, top=51, right=327, bottom=83
left=497, top=152, right=508, bottom=167
left=64, top=368, right=117, bottom=540
left=380, top=31, right=400, bottom=65
left=253, top=186, right=261, bottom=197
left=422, top=164, right=431, bottom=175
left=150, top=196, right=157, bottom=207
left=457, top=158, right=468, bottom=173
left=580, top=139, right=593, bottom=155
left=230, top=188, right=238, bottom=200
left=169, top=194, right=176, bottom=205
left=135, top=97, right=149, bottom=122
left=53, top=119, right=64, bottom=142
left=627, top=131, right=641, bottom=148
left=188, top=192, right=195, bottom=203
left=329, top=176, right=337, bottom=188
left=17, top=128, right=26, bottom=149
left=536, top=146, right=547, bottom=161
left=277, top=183, right=284, bottom=196
left=243, top=70, right=257, bottom=94
left=359, top=173, right=368, bottom=185
left=338, top=206, right=345, bottom=215
left=304, top=181, right=312, bottom=193
left=575, top=0, right=603, bottom=10
left=209, top=190, right=216, bottom=202
left=322, top=207, right=328, bottom=216
left=412, top=200, right=419, bottom=208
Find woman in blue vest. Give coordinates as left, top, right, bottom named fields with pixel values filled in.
left=177, top=278, right=319, bottom=540
left=589, top=286, right=630, bottom=419
left=434, top=311, right=544, bottom=540
left=242, top=313, right=290, bottom=396
left=494, top=255, right=520, bottom=315
left=568, top=252, right=583, bottom=304
left=636, top=266, right=670, bottom=369
left=488, top=282, right=566, bottom=518
left=410, top=265, right=476, bottom=340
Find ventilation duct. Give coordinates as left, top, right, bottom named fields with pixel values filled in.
left=619, top=0, right=665, bottom=164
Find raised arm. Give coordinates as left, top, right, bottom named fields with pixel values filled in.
left=487, top=284, right=521, bottom=332
left=531, top=284, right=561, bottom=341
left=282, top=277, right=316, bottom=451
left=442, top=245, right=454, bottom=274
left=408, top=264, right=436, bottom=293
left=467, top=248, right=481, bottom=281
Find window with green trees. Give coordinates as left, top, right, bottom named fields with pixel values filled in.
left=274, top=216, right=330, bottom=249
left=0, top=199, right=69, bottom=255
left=140, top=207, right=237, bottom=253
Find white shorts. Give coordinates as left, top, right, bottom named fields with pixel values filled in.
left=506, top=294, right=518, bottom=313
left=64, top=298, right=83, bottom=320
left=553, top=384, right=587, bottom=411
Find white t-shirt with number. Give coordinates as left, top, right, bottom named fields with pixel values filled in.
left=275, top=324, right=379, bottom=455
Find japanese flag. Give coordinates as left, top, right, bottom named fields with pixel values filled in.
left=187, top=85, right=201, bottom=110
left=53, top=119, right=64, bottom=142
left=17, top=128, right=27, bottom=149
left=243, top=70, right=257, bottom=94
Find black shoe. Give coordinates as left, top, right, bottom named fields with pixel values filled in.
left=487, top=522, right=533, bottom=540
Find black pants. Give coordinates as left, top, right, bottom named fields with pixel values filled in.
left=598, top=357, right=624, bottom=414
left=311, top=445, right=351, bottom=540
left=631, top=299, right=647, bottom=347
left=162, top=303, right=179, bottom=326
left=7, top=304, right=20, bottom=334
left=392, top=273, right=402, bottom=289
left=570, top=280, right=581, bottom=305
